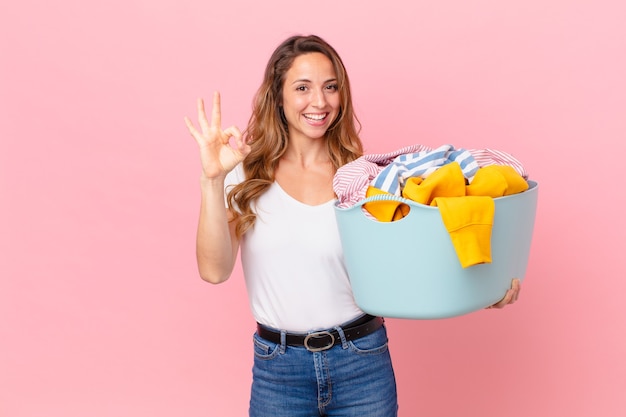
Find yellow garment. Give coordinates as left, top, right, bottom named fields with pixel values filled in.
left=364, top=186, right=410, bottom=222
left=402, top=162, right=466, bottom=205
left=466, top=165, right=528, bottom=197
left=364, top=162, right=528, bottom=268
left=431, top=196, right=495, bottom=268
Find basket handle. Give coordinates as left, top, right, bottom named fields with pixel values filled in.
left=351, top=193, right=417, bottom=209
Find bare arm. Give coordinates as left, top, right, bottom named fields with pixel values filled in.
left=184, top=92, right=251, bottom=284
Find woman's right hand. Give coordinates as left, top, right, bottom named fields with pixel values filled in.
left=184, top=92, right=251, bottom=180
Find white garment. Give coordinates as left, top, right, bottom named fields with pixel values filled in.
left=225, top=165, right=363, bottom=332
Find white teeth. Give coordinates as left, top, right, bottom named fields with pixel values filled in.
left=304, top=113, right=326, bottom=121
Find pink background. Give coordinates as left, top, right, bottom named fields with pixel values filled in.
left=2, top=0, right=625, bottom=416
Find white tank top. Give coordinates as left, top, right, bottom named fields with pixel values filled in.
left=226, top=165, right=363, bottom=332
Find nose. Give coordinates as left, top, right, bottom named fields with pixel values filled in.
left=312, top=88, right=327, bottom=107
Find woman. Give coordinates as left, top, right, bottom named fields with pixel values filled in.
left=185, top=34, right=519, bottom=417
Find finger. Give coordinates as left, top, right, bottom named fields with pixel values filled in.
left=511, top=287, right=520, bottom=303
left=184, top=116, right=200, bottom=138
left=510, top=278, right=520, bottom=304
left=211, top=91, right=222, bottom=128
left=197, top=98, right=211, bottom=133
left=494, top=290, right=514, bottom=309
left=223, top=126, right=243, bottom=146
left=511, top=278, right=521, bottom=303
left=226, top=126, right=251, bottom=156
left=487, top=278, right=521, bottom=309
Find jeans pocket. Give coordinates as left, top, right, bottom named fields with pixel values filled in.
left=253, top=333, right=281, bottom=360
left=348, top=325, right=389, bottom=356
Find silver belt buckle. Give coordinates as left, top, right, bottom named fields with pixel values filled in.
left=304, top=331, right=335, bottom=352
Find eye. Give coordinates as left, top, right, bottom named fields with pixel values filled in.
left=296, top=85, right=308, bottom=92
left=326, top=84, right=338, bottom=91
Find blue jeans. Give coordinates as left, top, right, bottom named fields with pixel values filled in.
left=249, top=323, right=398, bottom=417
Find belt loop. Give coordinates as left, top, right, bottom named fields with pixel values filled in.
left=334, top=326, right=349, bottom=349
left=279, top=330, right=287, bottom=354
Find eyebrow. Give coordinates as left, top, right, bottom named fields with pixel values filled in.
left=290, top=78, right=338, bottom=85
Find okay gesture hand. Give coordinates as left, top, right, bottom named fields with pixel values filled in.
left=184, top=91, right=251, bottom=180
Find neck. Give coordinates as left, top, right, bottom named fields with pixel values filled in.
left=283, top=139, right=329, bottom=168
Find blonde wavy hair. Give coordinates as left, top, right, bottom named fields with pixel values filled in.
left=227, top=34, right=364, bottom=238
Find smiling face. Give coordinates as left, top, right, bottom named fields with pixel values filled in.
left=280, top=52, right=341, bottom=142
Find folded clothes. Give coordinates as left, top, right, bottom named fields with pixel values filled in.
left=357, top=155, right=529, bottom=269
left=334, top=143, right=528, bottom=210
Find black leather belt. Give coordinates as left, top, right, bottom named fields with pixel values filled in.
left=256, top=314, right=384, bottom=352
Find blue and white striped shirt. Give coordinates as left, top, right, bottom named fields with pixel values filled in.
left=371, top=144, right=480, bottom=195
